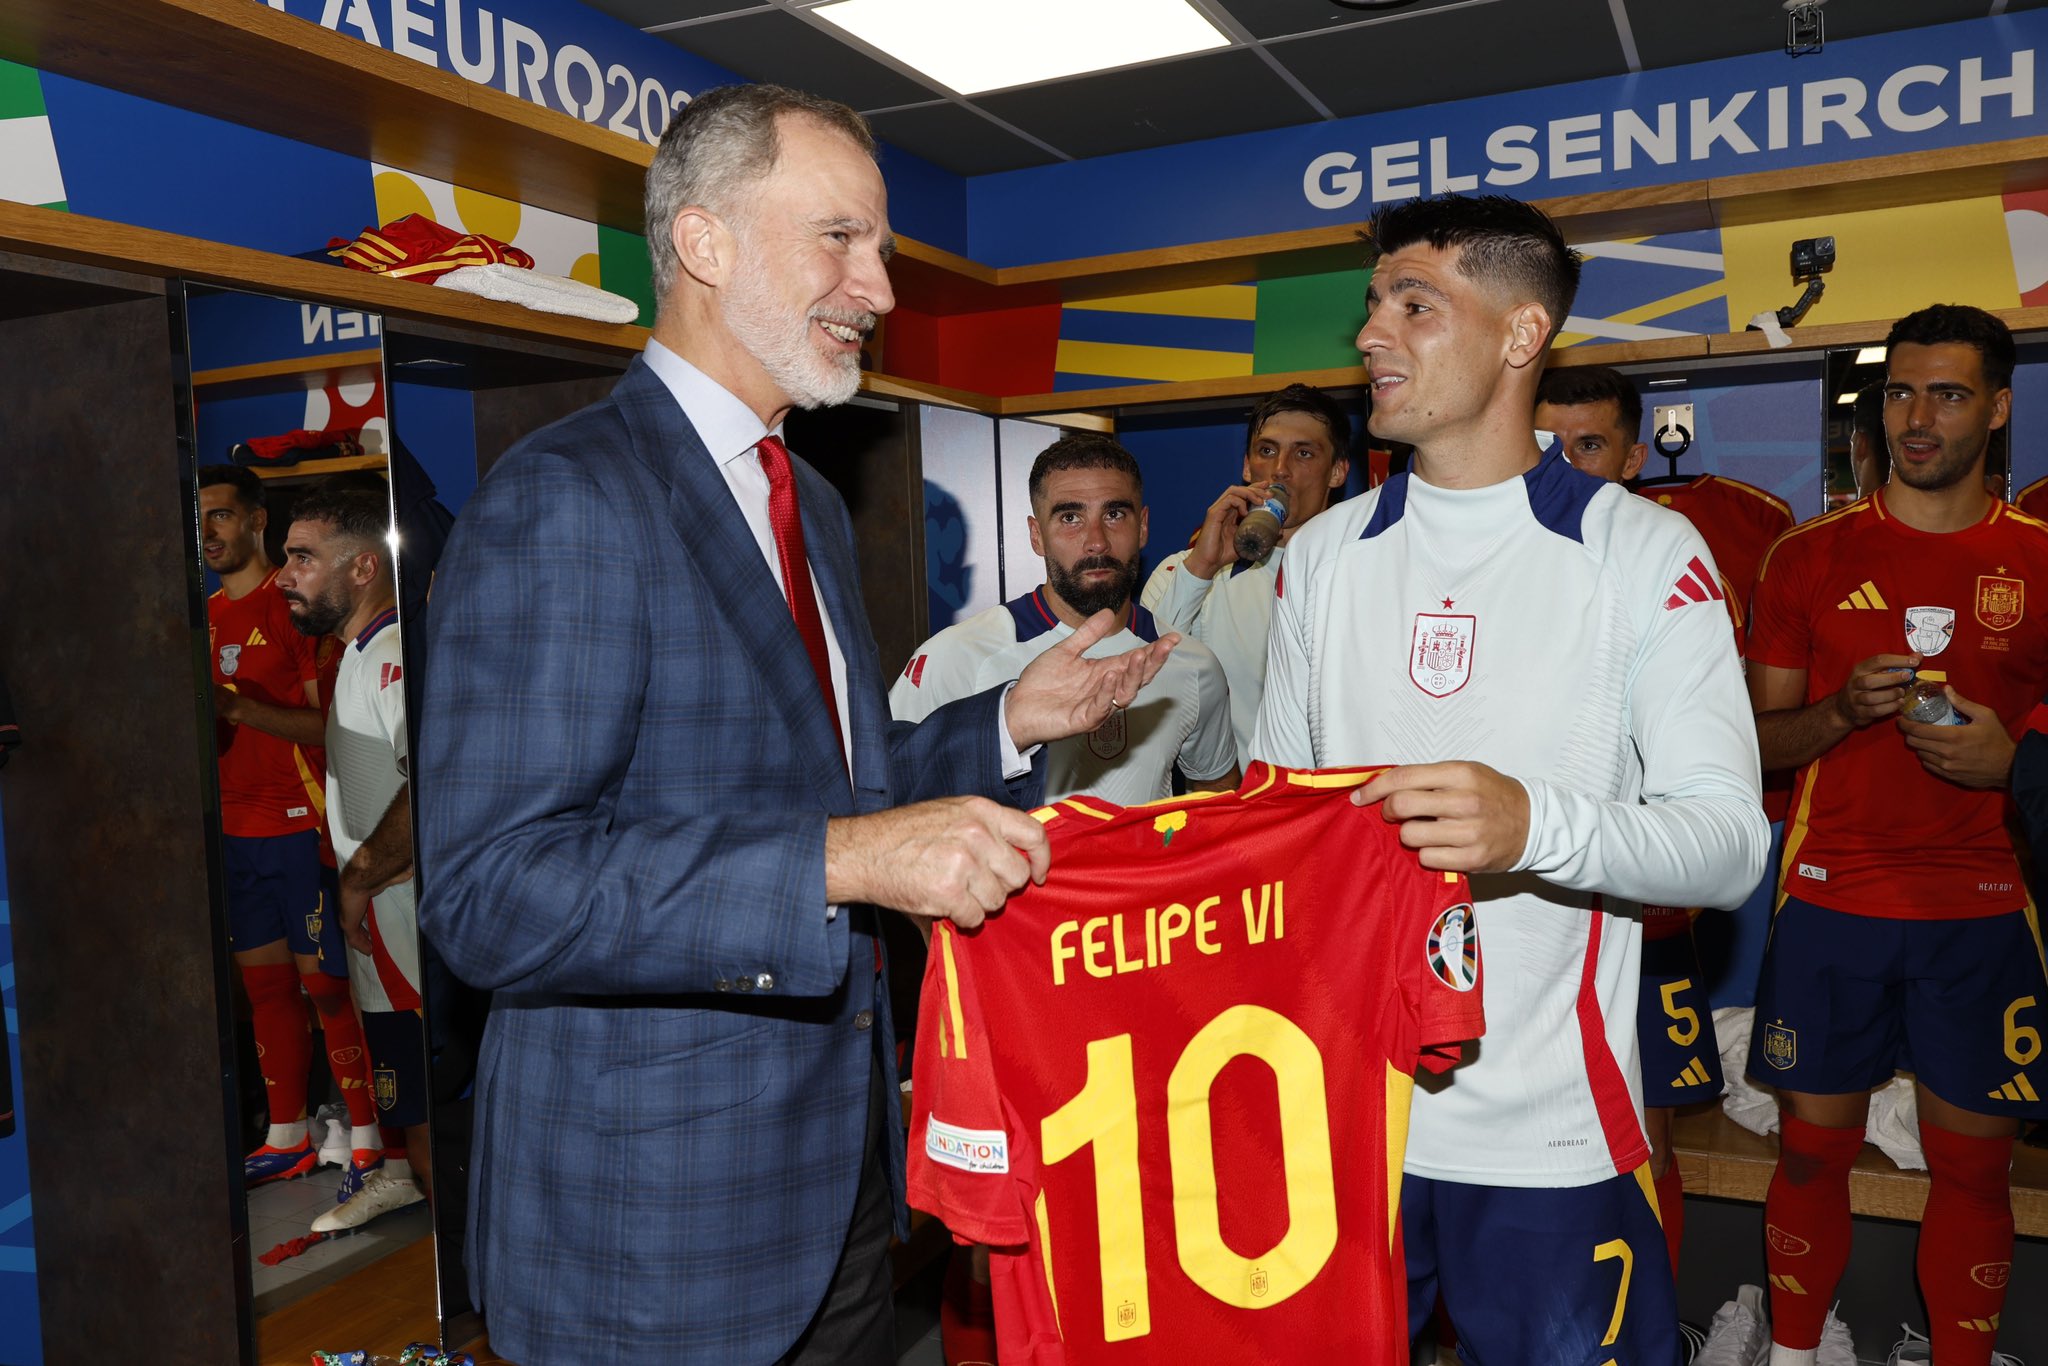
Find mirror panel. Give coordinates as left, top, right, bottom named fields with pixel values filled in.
left=177, top=283, right=440, bottom=1341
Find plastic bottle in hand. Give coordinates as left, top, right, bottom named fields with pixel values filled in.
left=1904, top=678, right=1967, bottom=726
left=1234, top=482, right=1290, bottom=562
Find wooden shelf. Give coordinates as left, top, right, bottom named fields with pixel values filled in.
left=0, top=0, right=655, bottom=236
left=191, top=348, right=384, bottom=396
left=246, top=454, right=388, bottom=482
left=1672, top=1107, right=2048, bottom=1236
left=0, top=201, right=938, bottom=409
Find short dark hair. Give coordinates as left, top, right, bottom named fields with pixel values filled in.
left=1365, top=194, right=1582, bottom=345
left=1886, top=304, right=2015, bottom=391
left=1245, top=384, right=1351, bottom=456
left=1536, top=365, right=1642, bottom=437
left=288, top=483, right=391, bottom=568
left=198, top=464, right=264, bottom=512
left=1028, top=433, right=1143, bottom=507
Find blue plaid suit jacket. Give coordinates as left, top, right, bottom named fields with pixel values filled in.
left=417, top=357, right=1040, bottom=1362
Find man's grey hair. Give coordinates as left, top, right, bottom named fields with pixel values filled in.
left=645, top=83, right=878, bottom=303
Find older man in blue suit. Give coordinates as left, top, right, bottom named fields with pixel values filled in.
left=417, top=83, right=1174, bottom=1363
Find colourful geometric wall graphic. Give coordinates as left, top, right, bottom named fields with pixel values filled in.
left=0, top=61, right=66, bottom=209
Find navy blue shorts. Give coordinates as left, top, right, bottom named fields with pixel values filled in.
left=1638, top=927, right=1724, bottom=1106
left=361, top=1009, right=428, bottom=1129
left=222, top=830, right=347, bottom=975
left=1404, top=1167, right=1681, bottom=1366
left=1747, top=897, right=2048, bottom=1118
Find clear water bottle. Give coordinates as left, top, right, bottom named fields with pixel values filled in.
left=1234, top=482, right=1290, bottom=562
left=1904, top=678, right=1967, bottom=726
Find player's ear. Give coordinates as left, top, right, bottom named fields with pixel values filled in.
left=1622, top=442, right=1647, bottom=482
left=1026, top=515, right=1044, bottom=558
left=250, top=505, right=268, bottom=534
left=1138, top=505, right=1150, bottom=551
left=1505, top=302, right=1551, bottom=369
left=1327, top=455, right=1350, bottom=490
left=1992, top=387, right=2013, bottom=432
left=671, top=206, right=732, bottom=288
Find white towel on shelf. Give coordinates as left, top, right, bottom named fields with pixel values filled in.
left=1716, top=1006, right=1781, bottom=1137
left=435, top=263, right=641, bottom=325
left=1867, top=1077, right=1926, bottom=1170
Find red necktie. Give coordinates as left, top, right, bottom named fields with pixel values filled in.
left=757, top=436, right=846, bottom=765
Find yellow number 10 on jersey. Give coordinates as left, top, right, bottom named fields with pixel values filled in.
left=1038, top=1003, right=1339, bottom=1342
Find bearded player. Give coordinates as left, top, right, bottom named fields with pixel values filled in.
left=1253, top=195, right=1767, bottom=1362
left=199, top=466, right=381, bottom=1187
left=1746, top=305, right=2048, bottom=1366
left=894, top=432, right=1237, bottom=806
left=1536, top=364, right=1793, bottom=1282
left=278, top=483, right=433, bottom=1232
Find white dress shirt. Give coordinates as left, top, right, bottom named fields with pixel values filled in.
left=642, top=342, right=1034, bottom=882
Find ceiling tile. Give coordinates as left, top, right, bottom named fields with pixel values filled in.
left=868, top=103, right=1062, bottom=175
left=656, top=9, right=939, bottom=110
left=1213, top=0, right=1495, bottom=43
left=579, top=0, right=770, bottom=29
left=976, top=48, right=1323, bottom=160
left=1625, top=0, right=1995, bottom=69
left=1270, top=0, right=1626, bottom=119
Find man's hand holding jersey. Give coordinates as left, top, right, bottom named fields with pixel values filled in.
left=1900, top=684, right=2017, bottom=789
left=827, top=611, right=1178, bottom=929
left=826, top=798, right=1051, bottom=930
left=1353, top=761, right=1532, bottom=874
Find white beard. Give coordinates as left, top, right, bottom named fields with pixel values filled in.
left=722, top=250, right=865, bottom=411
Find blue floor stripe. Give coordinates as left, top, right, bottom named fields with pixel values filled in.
left=0, top=1247, right=38, bottom=1274
left=0, top=1196, right=30, bottom=1236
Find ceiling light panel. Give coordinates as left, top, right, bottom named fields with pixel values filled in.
left=810, top=0, right=1231, bottom=95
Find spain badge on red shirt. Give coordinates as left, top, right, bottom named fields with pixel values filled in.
left=1978, top=573, right=2025, bottom=631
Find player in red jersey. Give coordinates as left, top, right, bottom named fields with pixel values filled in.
left=2016, top=471, right=2048, bottom=521
left=199, top=467, right=380, bottom=1187
left=1747, top=306, right=2048, bottom=1366
left=909, top=764, right=1483, bottom=1365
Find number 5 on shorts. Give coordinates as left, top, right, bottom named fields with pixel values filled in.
left=1660, top=979, right=1699, bottom=1047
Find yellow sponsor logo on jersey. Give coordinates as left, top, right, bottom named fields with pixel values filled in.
left=1835, top=580, right=1889, bottom=611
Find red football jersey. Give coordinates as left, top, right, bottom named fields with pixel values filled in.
left=1637, top=474, right=1794, bottom=625
left=2018, top=474, right=2048, bottom=524
left=1749, top=493, right=2048, bottom=918
left=208, top=573, right=327, bottom=838
left=908, top=765, right=1484, bottom=1365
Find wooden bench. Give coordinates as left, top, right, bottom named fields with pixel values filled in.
left=1672, top=1107, right=2048, bottom=1235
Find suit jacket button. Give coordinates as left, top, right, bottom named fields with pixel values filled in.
left=735, top=976, right=754, bottom=992
left=854, top=1009, right=874, bottom=1030
left=715, top=979, right=732, bottom=992
left=755, top=972, right=775, bottom=991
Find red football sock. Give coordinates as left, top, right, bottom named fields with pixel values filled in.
left=242, top=962, right=310, bottom=1133
left=1764, top=1114, right=1863, bottom=1349
left=1918, top=1122, right=2017, bottom=1366
left=940, top=1245, right=998, bottom=1366
left=1655, top=1158, right=1687, bottom=1279
left=301, top=972, right=376, bottom=1127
